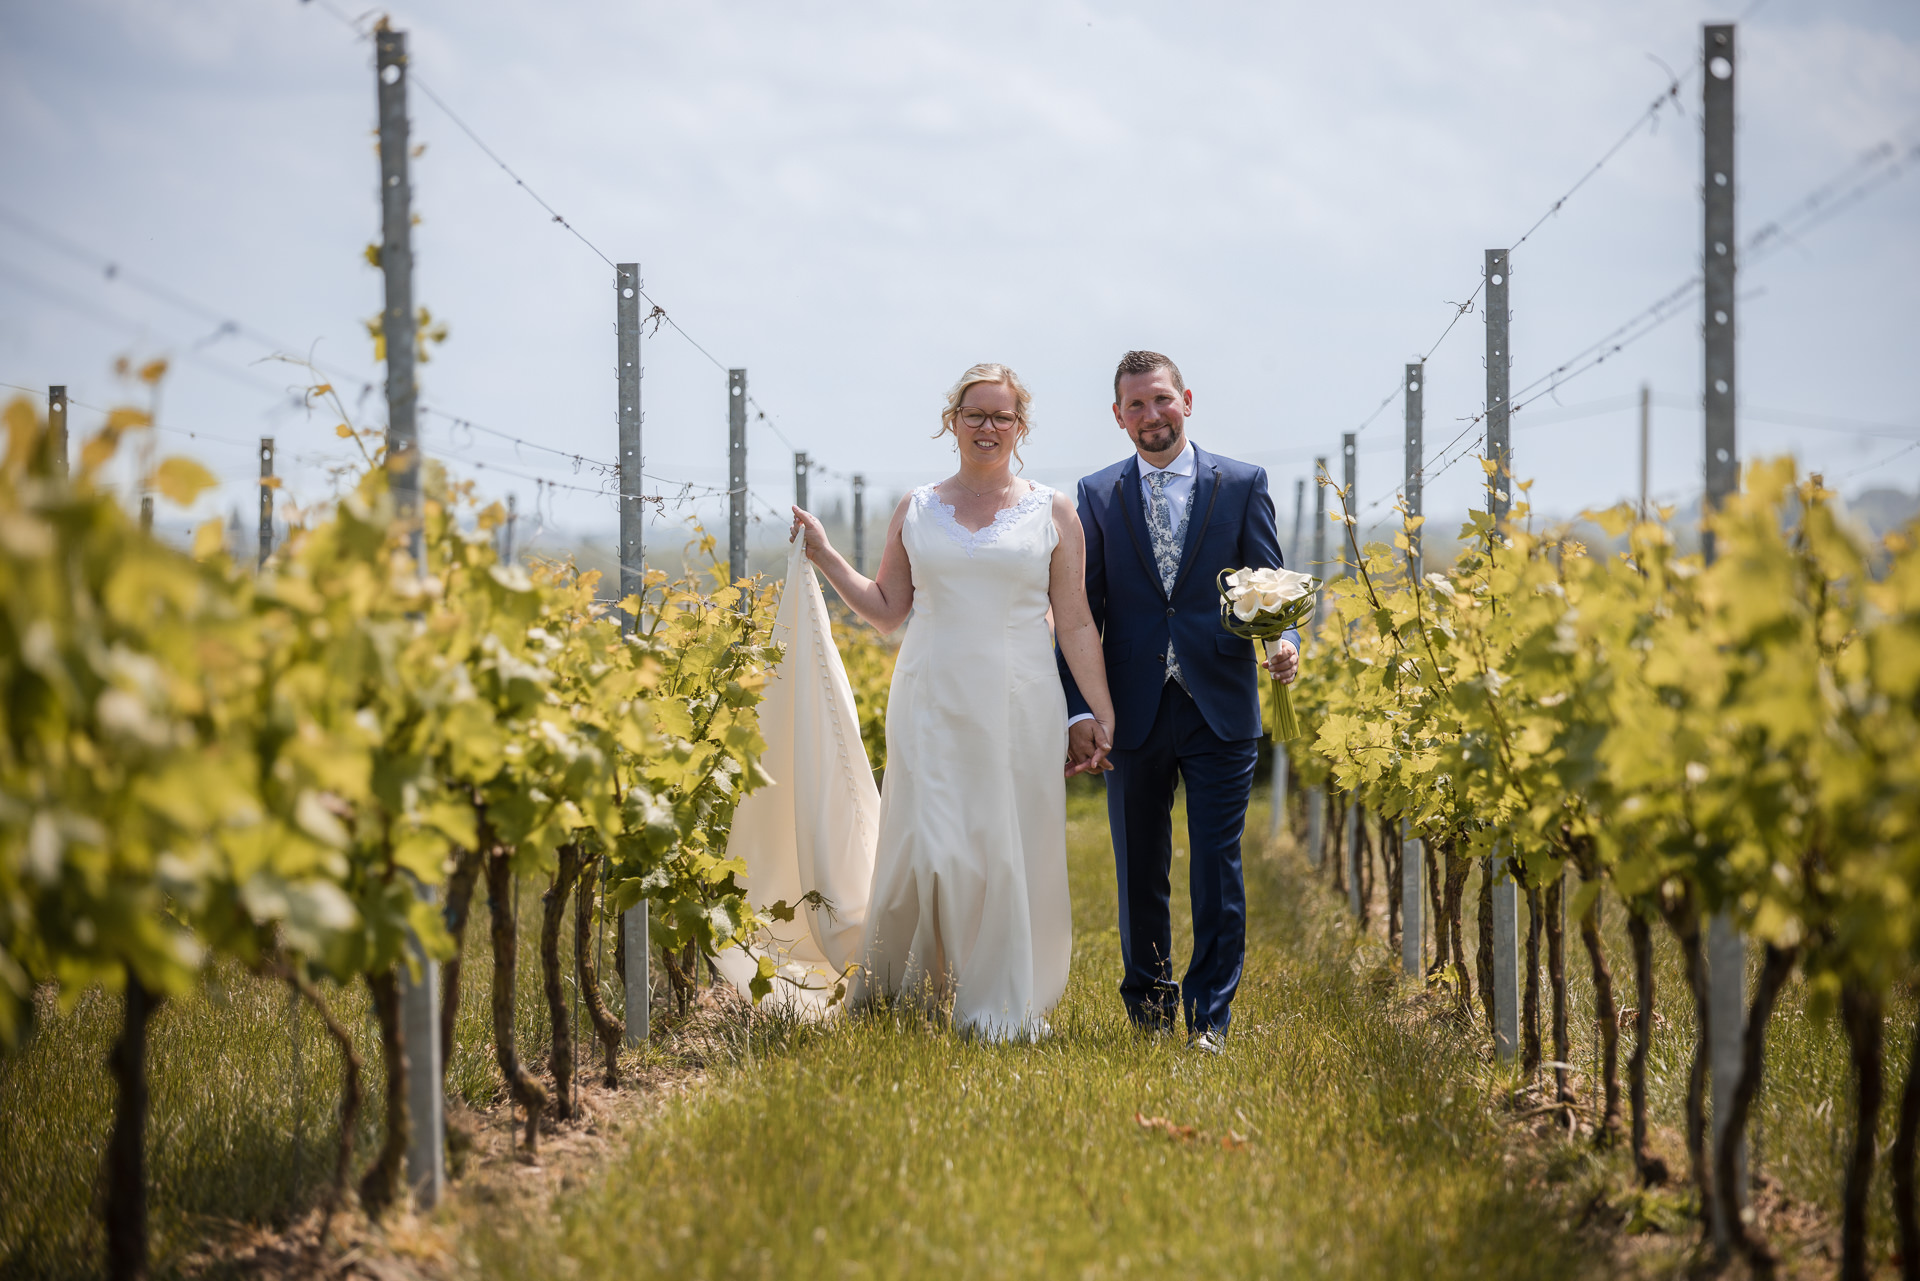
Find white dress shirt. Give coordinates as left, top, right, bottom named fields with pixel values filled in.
left=1138, top=439, right=1197, bottom=531
left=1067, top=441, right=1201, bottom=731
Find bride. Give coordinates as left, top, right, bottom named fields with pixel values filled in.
left=785, top=362, right=1118, bottom=1039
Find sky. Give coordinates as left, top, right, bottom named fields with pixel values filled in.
left=1, top=0, right=1917, bottom=566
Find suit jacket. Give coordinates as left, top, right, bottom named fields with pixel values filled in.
left=1059, top=444, right=1296, bottom=752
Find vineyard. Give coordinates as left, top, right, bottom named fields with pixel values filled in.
left=4, top=370, right=1920, bottom=1278
left=1282, top=460, right=1920, bottom=1276
left=0, top=384, right=801, bottom=1271
left=4, top=5, right=1918, bottom=1280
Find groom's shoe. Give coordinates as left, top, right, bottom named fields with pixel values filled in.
left=1187, top=1028, right=1226, bottom=1056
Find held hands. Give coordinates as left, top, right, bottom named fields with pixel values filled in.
left=1065, top=717, right=1116, bottom=778
left=1265, top=639, right=1300, bottom=685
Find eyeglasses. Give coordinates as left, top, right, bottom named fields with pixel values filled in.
left=956, top=408, right=1019, bottom=430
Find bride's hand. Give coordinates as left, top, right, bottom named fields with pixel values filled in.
left=790, top=507, right=832, bottom=564
left=1066, top=718, right=1117, bottom=777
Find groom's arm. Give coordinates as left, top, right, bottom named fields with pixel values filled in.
left=1058, top=478, right=1104, bottom=721
left=1244, top=466, right=1301, bottom=656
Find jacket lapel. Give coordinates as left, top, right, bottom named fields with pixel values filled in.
left=1112, top=456, right=1166, bottom=603
left=1169, top=448, right=1221, bottom=599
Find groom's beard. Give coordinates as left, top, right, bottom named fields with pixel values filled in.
left=1136, top=419, right=1182, bottom=455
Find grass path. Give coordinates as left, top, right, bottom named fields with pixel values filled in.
left=10, top=778, right=1897, bottom=1277
left=467, top=788, right=1612, bottom=1281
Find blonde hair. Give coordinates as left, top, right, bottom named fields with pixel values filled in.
left=936, top=362, right=1033, bottom=466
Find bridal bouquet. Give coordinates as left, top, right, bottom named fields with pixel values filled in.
left=1218, top=566, right=1319, bottom=741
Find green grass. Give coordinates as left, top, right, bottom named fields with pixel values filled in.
left=3, top=781, right=1909, bottom=1278
left=1321, top=798, right=1916, bottom=1271
left=0, top=873, right=625, bottom=1278
left=464, top=787, right=1610, bottom=1281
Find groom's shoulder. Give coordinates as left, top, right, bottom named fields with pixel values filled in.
left=1193, top=445, right=1266, bottom=487
left=1077, top=455, right=1133, bottom=494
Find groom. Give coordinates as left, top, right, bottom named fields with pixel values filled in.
left=1060, top=350, right=1300, bottom=1052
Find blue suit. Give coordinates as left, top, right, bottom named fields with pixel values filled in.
left=1059, top=444, right=1295, bottom=1034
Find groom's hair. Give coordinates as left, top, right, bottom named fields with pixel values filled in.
left=1113, top=350, right=1184, bottom=403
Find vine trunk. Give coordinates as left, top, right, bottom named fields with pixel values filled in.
left=1716, top=941, right=1796, bottom=1271
left=487, top=847, right=548, bottom=1152
left=358, top=967, right=407, bottom=1217
left=1626, top=909, right=1668, bottom=1184
left=1576, top=880, right=1621, bottom=1144
left=1523, top=879, right=1543, bottom=1075
left=104, top=971, right=158, bottom=1281
left=540, top=844, right=585, bottom=1120
left=438, top=844, right=483, bottom=1077
left=574, top=851, right=626, bottom=1085
left=1839, top=982, right=1884, bottom=1281
left=284, top=964, right=363, bottom=1247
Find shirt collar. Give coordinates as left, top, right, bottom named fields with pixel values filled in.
left=1140, top=439, right=1196, bottom=479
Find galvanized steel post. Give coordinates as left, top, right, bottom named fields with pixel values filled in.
left=616, top=261, right=651, bottom=1049
left=1638, top=383, right=1652, bottom=520
left=728, top=369, right=747, bottom=586
left=1305, top=459, right=1327, bottom=866
left=1306, top=788, right=1324, bottom=868
left=1400, top=363, right=1426, bottom=972
left=1402, top=832, right=1424, bottom=977
left=377, top=26, right=420, bottom=528
left=1268, top=746, right=1290, bottom=847
left=852, top=473, right=867, bottom=575
left=1340, top=433, right=1357, bottom=577
left=1485, top=250, right=1511, bottom=521
left=1484, top=247, right=1520, bottom=1064
left=1703, top=20, right=1746, bottom=1243
left=48, top=385, right=67, bottom=478
left=1269, top=477, right=1303, bottom=847
left=1290, top=476, right=1305, bottom=559
left=1491, top=843, right=1521, bottom=1062
left=376, top=26, right=442, bottom=1207
left=258, top=438, right=275, bottom=568
left=1404, top=362, right=1423, bottom=579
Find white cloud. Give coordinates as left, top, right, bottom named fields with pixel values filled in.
left=0, top=0, right=1915, bottom=553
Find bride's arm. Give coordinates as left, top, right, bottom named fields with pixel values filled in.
left=1047, top=493, right=1117, bottom=768
left=790, top=497, right=916, bottom=634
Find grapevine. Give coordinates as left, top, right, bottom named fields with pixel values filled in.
left=1288, top=457, right=1919, bottom=1269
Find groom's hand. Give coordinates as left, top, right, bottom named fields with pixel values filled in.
left=1266, top=640, right=1300, bottom=685
left=1066, top=720, right=1113, bottom=776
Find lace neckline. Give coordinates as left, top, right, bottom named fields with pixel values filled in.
left=913, top=482, right=1053, bottom=556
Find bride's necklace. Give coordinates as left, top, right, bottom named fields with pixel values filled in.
left=953, top=475, right=1013, bottom=499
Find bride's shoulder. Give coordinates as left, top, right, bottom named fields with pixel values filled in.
left=1018, top=479, right=1064, bottom=510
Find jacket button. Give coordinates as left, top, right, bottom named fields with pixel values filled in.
left=1165, top=606, right=1175, bottom=617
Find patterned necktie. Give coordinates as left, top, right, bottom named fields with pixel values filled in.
left=1145, top=470, right=1190, bottom=689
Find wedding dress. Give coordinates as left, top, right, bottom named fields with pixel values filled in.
left=711, top=539, right=881, bottom=1017
left=854, top=482, right=1072, bottom=1038
left=720, top=483, right=1071, bottom=1039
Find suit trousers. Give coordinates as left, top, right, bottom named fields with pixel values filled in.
left=1105, top=679, right=1258, bottom=1034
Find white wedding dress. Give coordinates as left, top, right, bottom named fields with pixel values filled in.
left=711, top=538, right=880, bottom=1017
left=719, top=483, right=1072, bottom=1039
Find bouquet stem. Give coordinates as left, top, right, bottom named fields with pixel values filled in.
left=1264, top=640, right=1300, bottom=741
